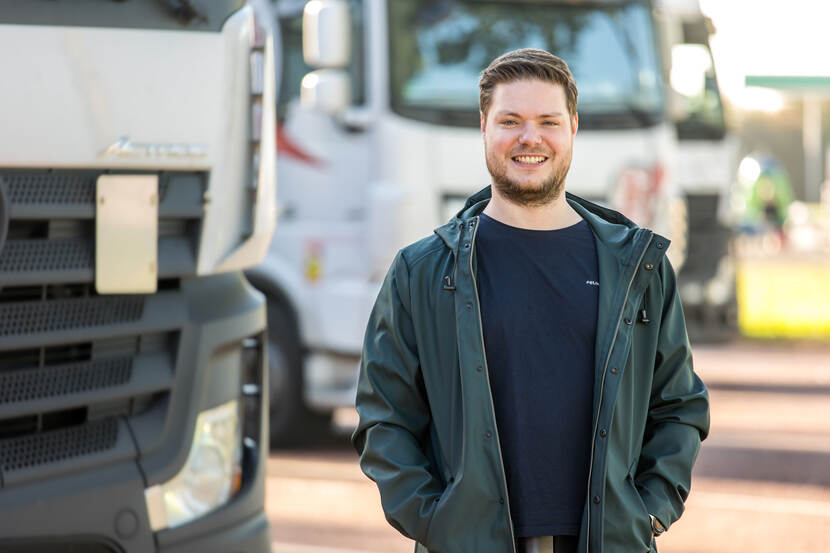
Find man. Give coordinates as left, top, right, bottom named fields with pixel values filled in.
left=352, top=49, right=709, bottom=553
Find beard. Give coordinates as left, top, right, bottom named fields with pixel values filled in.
left=485, top=146, right=573, bottom=207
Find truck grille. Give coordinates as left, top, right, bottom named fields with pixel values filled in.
left=0, top=317, right=179, bottom=486
left=0, top=169, right=198, bottom=488
left=1, top=169, right=204, bottom=285
left=685, top=193, right=720, bottom=228
left=0, top=239, right=93, bottom=276
left=0, top=357, right=132, bottom=404
left=0, top=296, right=144, bottom=337
left=682, top=193, right=730, bottom=277
left=0, top=418, right=119, bottom=472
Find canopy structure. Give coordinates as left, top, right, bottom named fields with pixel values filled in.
left=746, top=75, right=830, bottom=202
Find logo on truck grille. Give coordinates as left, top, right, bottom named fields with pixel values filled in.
left=99, top=136, right=207, bottom=160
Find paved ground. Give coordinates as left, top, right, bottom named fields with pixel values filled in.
left=267, top=340, right=830, bottom=553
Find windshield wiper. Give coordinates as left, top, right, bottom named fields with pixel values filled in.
left=578, top=109, right=660, bottom=130
left=621, top=104, right=658, bottom=127
left=393, top=104, right=480, bottom=127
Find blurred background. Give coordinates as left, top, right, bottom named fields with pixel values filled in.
left=3, top=0, right=825, bottom=552
left=259, top=1, right=830, bottom=552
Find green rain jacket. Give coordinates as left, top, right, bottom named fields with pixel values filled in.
left=352, top=187, right=710, bottom=553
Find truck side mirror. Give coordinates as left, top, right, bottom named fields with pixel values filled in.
left=668, top=43, right=710, bottom=122
left=302, top=0, right=352, bottom=116
left=303, top=0, right=351, bottom=68
left=301, top=69, right=351, bottom=114
left=667, top=87, right=691, bottom=123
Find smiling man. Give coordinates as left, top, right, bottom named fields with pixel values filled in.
left=353, top=49, right=710, bottom=553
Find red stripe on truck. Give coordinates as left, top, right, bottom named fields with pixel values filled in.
left=277, top=123, right=324, bottom=167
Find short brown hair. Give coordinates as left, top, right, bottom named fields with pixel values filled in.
left=479, top=48, right=578, bottom=118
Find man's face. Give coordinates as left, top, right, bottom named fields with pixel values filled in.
left=481, top=79, right=578, bottom=206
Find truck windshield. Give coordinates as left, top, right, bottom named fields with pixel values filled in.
left=388, top=0, right=665, bottom=129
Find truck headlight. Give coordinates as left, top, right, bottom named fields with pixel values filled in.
left=145, top=400, right=243, bottom=531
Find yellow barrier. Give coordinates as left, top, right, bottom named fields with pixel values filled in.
left=737, top=257, right=830, bottom=339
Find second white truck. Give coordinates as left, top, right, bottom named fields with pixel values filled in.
left=250, top=0, right=734, bottom=444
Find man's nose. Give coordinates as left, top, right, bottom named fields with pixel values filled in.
left=518, top=122, right=542, bottom=145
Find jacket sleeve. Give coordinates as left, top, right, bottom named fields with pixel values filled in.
left=634, top=257, right=710, bottom=531
left=351, top=251, right=443, bottom=543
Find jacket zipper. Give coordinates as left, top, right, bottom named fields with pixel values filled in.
left=469, top=216, right=519, bottom=553
left=584, top=233, right=653, bottom=553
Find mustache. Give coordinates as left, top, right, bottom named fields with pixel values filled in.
left=509, top=150, right=551, bottom=157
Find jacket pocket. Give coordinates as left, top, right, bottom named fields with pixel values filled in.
left=422, top=479, right=456, bottom=552
left=626, top=461, right=653, bottom=550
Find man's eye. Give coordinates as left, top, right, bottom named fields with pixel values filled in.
left=542, top=121, right=559, bottom=126
left=501, top=120, right=517, bottom=126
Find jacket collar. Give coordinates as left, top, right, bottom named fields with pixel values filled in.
left=434, top=185, right=670, bottom=266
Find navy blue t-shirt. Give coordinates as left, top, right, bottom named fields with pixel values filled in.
left=476, top=212, right=599, bottom=538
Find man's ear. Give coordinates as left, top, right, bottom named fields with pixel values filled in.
left=480, top=111, right=486, bottom=134
left=571, top=112, right=579, bottom=136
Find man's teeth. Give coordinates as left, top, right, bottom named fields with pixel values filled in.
left=513, top=155, right=546, bottom=164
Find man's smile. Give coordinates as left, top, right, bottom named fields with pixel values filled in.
left=511, top=154, right=549, bottom=166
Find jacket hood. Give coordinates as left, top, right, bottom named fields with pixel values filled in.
left=434, top=185, right=669, bottom=267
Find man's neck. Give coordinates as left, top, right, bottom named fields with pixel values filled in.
left=482, top=186, right=582, bottom=230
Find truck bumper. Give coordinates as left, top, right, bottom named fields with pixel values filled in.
left=304, top=351, right=360, bottom=411
left=0, top=460, right=271, bottom=553
left=158, top=511, right=271, bottom=553
left=0, top=273, right=271, bottom=553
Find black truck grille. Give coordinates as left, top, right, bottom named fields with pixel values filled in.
left=0, top=296, right=145, bottom=337
left=0, top=239, right=93, bottom=274
left=1, top=169, right=204, bottom=285
left=0, top=418, right=119, bottom=472
left=0, top=318, right=179, bottom=486
left=682, top=193, right=731, bottom=278
left=0, top=169, right=197, bottom=487
left=5, top=171, right=175, bottom=215
left=0, top=357, right=132, bottom=404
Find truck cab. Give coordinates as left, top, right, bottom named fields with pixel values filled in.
left=656, top=0, right=739, bottom=340
left=0, top=2, right=277, bottom=551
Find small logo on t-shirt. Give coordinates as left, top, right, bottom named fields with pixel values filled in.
left=586, top=280, right=600, bottom=287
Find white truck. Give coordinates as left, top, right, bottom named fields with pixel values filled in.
left=251, top=0, right=733, bottom=444
left=655, top=0, right=739, bottom=341
left=0, top=1, right=277, bottom=551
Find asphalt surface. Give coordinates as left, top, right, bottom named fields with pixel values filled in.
left=267, top=341, right=830, bottom=553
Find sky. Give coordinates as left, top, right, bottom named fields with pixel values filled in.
left=699, top=0, right=830, bottom=110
